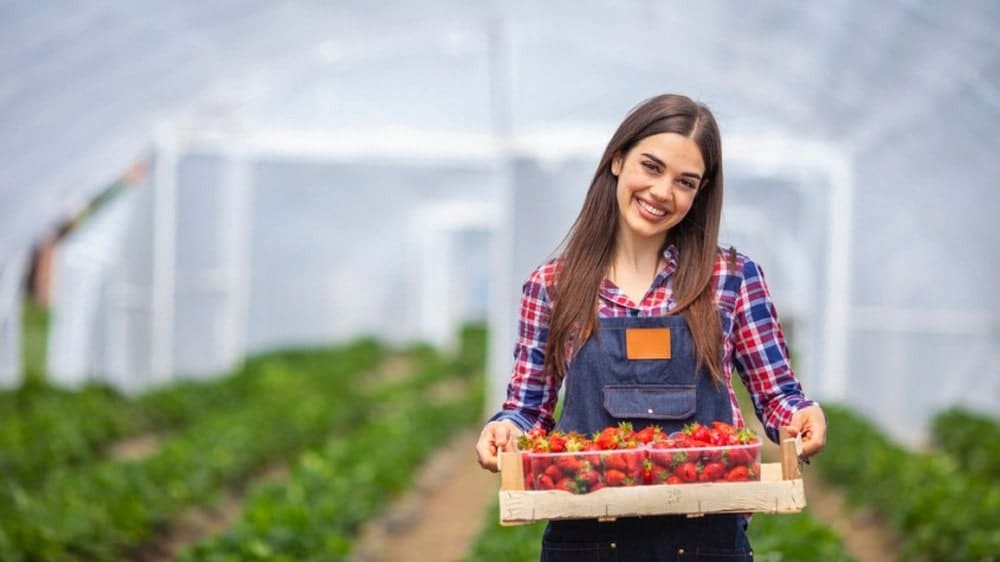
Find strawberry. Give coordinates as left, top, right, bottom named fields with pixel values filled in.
left=556, top=455, right=583, bottom=474
left=725, top=465, right=749, bottom=481
left=648, top=441, right=675, bottom=467
left=604, top=469, right=630, bottom=487
left=594, top=428, right=619, bottom=450
left=726, top=447, right=754, bottom=467
left=555, top=477, right=577, bottom=493
left=675, top=461, right=699, bottom=483
left=603, top=452, right=629, bottom=472
left=624, top=450, right=646, bottom=475
left=686, top=422, right=712, bottom=444
left=632, top=424, right=665, bottom=445
left=712, top=421, right=737, bottom=434
left=537, top=474, right=555, bottom=489
left=701, top=461, right=726, bottom=482
left=666, top=475, right=683, bottom=485
left=577, top=469, right=601, bottom=487
left=544, top=464, right=564, bottom=482
left=547, top=431, right=568, bottom=453
left=650, top=465, right=670, bottom=484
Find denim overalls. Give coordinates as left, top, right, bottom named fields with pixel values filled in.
left=541, top=315, right=753, bottom=562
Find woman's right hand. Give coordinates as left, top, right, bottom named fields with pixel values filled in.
left=475, top=420, right=524, bottom=473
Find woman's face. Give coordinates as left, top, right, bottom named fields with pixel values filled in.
left=612, top=132, right=705, bottom=245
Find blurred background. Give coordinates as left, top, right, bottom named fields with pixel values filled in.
left=1, top=2, right=998, bottom=561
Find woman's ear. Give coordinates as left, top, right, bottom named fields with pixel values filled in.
left=610, top=152, right=623, bottom=177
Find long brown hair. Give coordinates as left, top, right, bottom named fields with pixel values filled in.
left=545, top=94, right=726, bottom=382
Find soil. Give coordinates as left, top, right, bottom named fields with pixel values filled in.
left=349, top=429, right=497, bottom=562
left=801, top=471, right=904, bottom=562
left=131, top=463, right=289, bottom=562
left=107, top=432, right=163, bottom=462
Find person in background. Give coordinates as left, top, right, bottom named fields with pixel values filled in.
left=475, top=93, right=826, bottom=561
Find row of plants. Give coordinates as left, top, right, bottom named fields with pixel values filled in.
left=0, top=340, right=382, bottom=489
left=181, top=328, right=486, bottom=561
left=931, top=406, right=999, bottom=482
left=816, top=405, right=1000, bottom=562
left=0, top=340, right=386, bottom=561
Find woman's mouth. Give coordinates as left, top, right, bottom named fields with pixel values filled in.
left=636, top=197, right=667, bottom=220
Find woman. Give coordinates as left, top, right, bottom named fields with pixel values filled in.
left=475, top=94, right=826, bottom=561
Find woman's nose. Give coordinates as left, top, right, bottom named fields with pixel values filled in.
left=648, top=179, right=674, bottom=203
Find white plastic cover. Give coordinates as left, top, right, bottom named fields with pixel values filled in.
left=1, top=1, right=996, bottom=442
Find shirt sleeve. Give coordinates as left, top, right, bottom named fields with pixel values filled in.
left=731, top=257, right=817, bottom=443
left=488, top=266, right=562, bottom=432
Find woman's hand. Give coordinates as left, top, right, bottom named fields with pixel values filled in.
left=475, top=420, right=524, bottom=473
left=787, top=404, right=827, bottom=459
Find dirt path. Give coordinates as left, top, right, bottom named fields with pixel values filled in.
left=131, top=463, right=289, bottom=562
left=801, top=471, right=903, bottom=562
left=349, top=429, right=498, bottom=562
left=108, top=432, right=164, bottom=462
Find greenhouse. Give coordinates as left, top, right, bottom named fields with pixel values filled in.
left=1, top=1, right=998, bottom=561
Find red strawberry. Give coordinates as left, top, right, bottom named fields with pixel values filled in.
left=556, top=455, right=583, bottom=474
left=727, top=447, right=754, bottom=467
left=537, top=474, right=555, bottom=489
left=648, top=441, right=675, bottom=467
left=633, top=424, right=664, bottom=444
left=712, top=421, right=737, bottom=434
left=686, top=423, right=712, bottom=444
left=555, top=477, right=576, bottom=492
left=650, top=465, right=670, bottom=484
left=604, top=469, right=629, bottom=486
left=666, top=475, right=683, bottom=485
left=624, top=451, right=646, bottom=474
left=701, top=461, right=726, bottom=482
left=603, top=452, right=629, bottom=472
left=548, top=431, right=568, bottom=453
left=725, top=465, right=750, bottom=481
left=594, top=428, right=619, bottom=450
left=675, top=461, right=699, bottom=483
left=577, top=469, right=601, bottom=487
left=544, top=464, right=563, bottom=482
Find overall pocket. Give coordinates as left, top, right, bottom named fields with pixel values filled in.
left=603, top=385, right=696, bottom=420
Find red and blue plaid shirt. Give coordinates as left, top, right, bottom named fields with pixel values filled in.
left=492, top=245, right=816, bottom=443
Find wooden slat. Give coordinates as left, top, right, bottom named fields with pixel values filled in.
left=498, top=461, right=807, bottom=525
left=779, top=427, right=802, bottom=480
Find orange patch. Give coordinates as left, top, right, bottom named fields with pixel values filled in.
left=625, top=328, right=671, bottom=360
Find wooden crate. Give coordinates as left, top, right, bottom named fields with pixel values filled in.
left=498, top=429, right=806, bottom=525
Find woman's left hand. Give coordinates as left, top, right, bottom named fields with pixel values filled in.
left=787, top=404, right=827, bottom=459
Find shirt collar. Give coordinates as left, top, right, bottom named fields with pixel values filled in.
left=598, top=244, right=678, bottom=305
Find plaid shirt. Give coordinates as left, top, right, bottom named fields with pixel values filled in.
left=492, top=245, right=816, bottom=443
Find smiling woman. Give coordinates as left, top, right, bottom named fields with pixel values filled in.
left=475, top=94, right=827, bottom=561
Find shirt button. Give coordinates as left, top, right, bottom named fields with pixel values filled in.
left=647, top=408, right=654, bottom=414
left=610, top=543, right=617, bottom=549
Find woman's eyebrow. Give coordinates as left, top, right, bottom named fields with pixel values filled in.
left=640, top=152, right=702, bottom=180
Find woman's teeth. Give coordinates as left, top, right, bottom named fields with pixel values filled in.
left=637, top=199, right=666, bottom=217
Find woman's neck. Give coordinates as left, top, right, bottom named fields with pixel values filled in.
left=608, top=228, right=667, bottom=302
left=613, top=227, right=666, bottom=274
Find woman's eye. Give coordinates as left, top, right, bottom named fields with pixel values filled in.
left=679, top=179, right=697, bottom=190
left=642, top=161, right=660, bottom=173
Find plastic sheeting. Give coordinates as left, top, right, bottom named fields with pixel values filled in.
left=4, top=1, right=1000, bottom=442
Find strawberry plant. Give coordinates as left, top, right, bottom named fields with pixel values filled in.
left=817, top=404, right=1000, bottom=562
